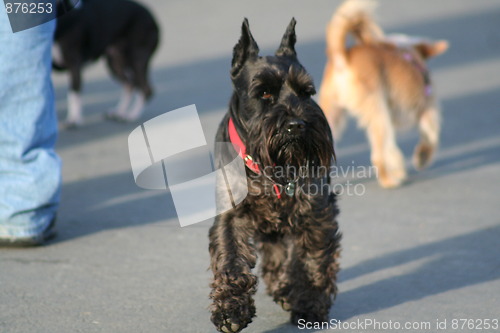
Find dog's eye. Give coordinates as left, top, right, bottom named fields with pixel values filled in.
left=261, top=91, right=273, bottom=100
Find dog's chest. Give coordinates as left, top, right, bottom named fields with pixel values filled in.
left=247, top=195, right=309, bottom=233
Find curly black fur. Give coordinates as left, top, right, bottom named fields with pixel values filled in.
left=209, top=18, right=341, bottom=333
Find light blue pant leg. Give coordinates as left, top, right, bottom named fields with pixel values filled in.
left=0, top=8, right=61, bottom=240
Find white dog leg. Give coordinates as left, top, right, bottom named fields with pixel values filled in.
left=107, top=84, right=133, bottom=119
left=66, top=90, right=83, bottom=128
left=124, top=92, right=146, bottom=122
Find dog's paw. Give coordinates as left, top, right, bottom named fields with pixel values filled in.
left=377, top=166, right=406, bottom=188
left=220, top=319, right=242, bottom=333
left=212, top=309, right=253, bottom=333
left=413, top=143, right=434, bottom=170
left=211, top=298, right=255, bottom=333
left=388, top=166, right=407, bottom=187
left=277, top=297, right=292, bottom=311
left=214, top=315, right=248, bottom=333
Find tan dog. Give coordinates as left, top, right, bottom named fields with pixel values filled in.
left=318, top=0, right=448, bottom=188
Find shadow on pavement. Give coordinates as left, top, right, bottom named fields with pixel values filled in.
left=54, top=171, right=177, bottom=243
left=260, top=225, right=500, bottom=332
left=335, top=225, right=500, bottom=320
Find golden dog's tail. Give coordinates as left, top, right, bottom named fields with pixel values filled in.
left=326, top=0, right=383, bottom=64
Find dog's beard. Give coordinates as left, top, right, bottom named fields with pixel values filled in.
left=272, top=135, right=308, bottom=169
left=250, top=114, right=334, bottom=184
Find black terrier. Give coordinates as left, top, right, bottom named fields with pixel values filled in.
left=208, top=18, right=341, bottom=332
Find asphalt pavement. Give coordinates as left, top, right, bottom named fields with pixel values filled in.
left=1, top=1, right=499, bottom=332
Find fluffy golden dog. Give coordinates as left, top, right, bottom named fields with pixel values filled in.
left=318, top=0, right=448, bottom=188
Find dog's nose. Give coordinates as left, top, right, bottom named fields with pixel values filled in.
left=286, top=119, right=306, bottom=135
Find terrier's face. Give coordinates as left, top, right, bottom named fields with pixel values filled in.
left=229, top=19, right=335, bottom=183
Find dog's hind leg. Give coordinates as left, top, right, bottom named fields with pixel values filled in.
left=107, top=70, right=150, bottom=123
left=65, top=65, right=84, bottom=128
left=111, top=84, right=134, bottom=119
left=133, top=57, right=154, bottom=101
left=125, top=91, right=146, bottom=122
left=364, top=97, right=407, bottom=188
left=122, top=48, right=155, bottom=122
left=413, top=105, right=440, bottom=170
left=105, top=45, right=135, bottom=121
left=287, top=204, right=341, bottom=325
left=209, top=214, right=257, bottom=333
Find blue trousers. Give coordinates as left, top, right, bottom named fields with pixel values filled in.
left=0, top=8, right=61, bottom=239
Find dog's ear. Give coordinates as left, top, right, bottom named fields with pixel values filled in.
left=415, top=40, right=449, bottom=59
left=231, top=18, right=259, bottom=78
left=276, top=18, right=297, bottom=57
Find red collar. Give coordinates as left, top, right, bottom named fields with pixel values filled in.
left=228, top=117, right=282, bottom=199
left=228, top=117, right=260, bottom=173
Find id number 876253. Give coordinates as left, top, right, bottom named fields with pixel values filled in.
left=5, top=2, right=53, bottom=14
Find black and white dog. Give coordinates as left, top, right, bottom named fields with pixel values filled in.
left=53, top=0, right=159, bottom=127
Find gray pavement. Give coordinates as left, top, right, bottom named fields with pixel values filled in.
left=1, top=1, right=500, bottom=332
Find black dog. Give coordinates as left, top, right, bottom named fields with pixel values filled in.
left=209, top=18, right=341, bottom=332
left=53, top=0, right=159, bottom=127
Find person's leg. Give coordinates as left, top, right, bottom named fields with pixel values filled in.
left=0, top=9, right=61, bottom=245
